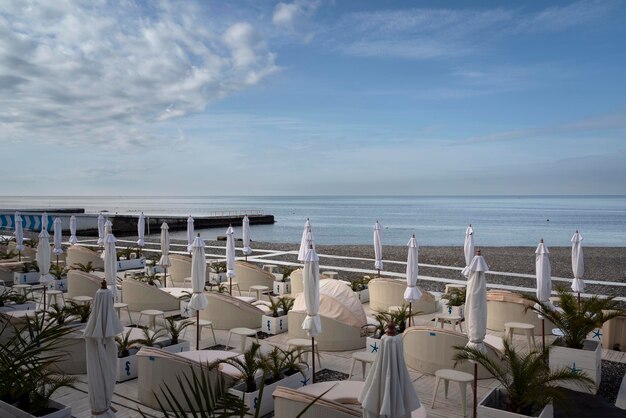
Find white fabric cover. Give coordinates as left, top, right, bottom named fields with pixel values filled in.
left=294, top=279, right=367, bottom=330
left=97, top=214, right=105, bottom=245
left=158, top=222, right=171, bottom=268
left=69, top=215, right=78, bottom=245
left=242, top=215, right=252, bottom=255
left=374, top=221, right=383, bottom=271
left=53, top=218, right=63, bottom=255
left=462, top=225, right=474, bottom=277
left=226, top=226, right=236, bottom=278
left=188, top=236, right=208, bottom=311
left=359, top=334, right=420, bottom=418
left=41, top=212, right=48, bottom=231
left=465, top=255, right=488, bottom=354
left=37, top=228, right=53, bottom=285
left=404, top=236, right=422, bottom=302
left=83, top=287, right=124, bottom=417
left=103, top=223, right=118, bottom=301
left=186, top=216, right=194, bottom=253
left=571, top=231, right=585, bottom=293
left=301, top=243, right=322, bottom=337
left=298, top=219, right=315, bottom=262
left=14, top=212, right=24, bottom=251
left=535, top=241, right=555, bottom=315
left=137, top=212, right=145, bottom=248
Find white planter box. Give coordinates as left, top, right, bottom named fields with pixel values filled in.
left=0, top=399, right=71, bottom=418
left=549, top=339, right=600, bottom=393
left=53, top=278, right=67, bottom=292
left=273, top=281, right=291, bottom=295
left=441, top=303, right=464, bottom=318
left=355, top=288, right=369, bottom=303
left=228, top=368, right=311, bottom=417
left=179, top=300, right=196, bottom=318
left=479, top=388, right=552, bottom=418
left=365, top=336, right=381, bottom=354
left=117, top=258, right=146, bottom=271
left=0, top=302, right=37, bottom=312
left=586, top=328, right=603, bottom=346
left=160, top=340, right=191, bottom=354
left=116, top=353, right=139, bottom=382
left=13, top=271, right=40, bottom=284
left=147, top=265, right=164, bottom=275
left=262, top=314, right=288, bottom=334
left=209, top=272, right=228, bottom=283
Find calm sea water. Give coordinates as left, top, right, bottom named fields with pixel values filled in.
left=1, top=196, right=625, bottom=246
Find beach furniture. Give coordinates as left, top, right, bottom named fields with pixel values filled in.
left=138, top=309, right=165, bottom=329
left=226, top=327, right=259, bottom=352
left=433, top=314, right=464, bottom=332
left=248, top=284, right=270, bottom=299
left=181, top=318, right=216, bottom=346
left=368, top=277, right=437, bottom=314
left=67, top=270, right=103, bottom=299
left=233, top=260, right=276, bottom=292
left=288, top=279, right=367, bottom=351
left=402, top=325, right=501, bottom=378
left=8, top=241, right=38, bottom=259
left=431, top=369, right=474, bottom=416
left=504, top=322, right=537, bottom=349
left=290, top=268, right=304, bottom=294
left=198, top=291, right=265, bottom=330
left=168, top=253, right=212, bottom=286
left=136, top=346, right=241, bottom=411
left=66, top=245, right=104, bottom=271
left=487, top=290, right=555, bottom=333
left=113, top=302, right=132, bottom=323
left=121, top=278, right=180, bottom=312
left=348, top=351, right=376, bottom=380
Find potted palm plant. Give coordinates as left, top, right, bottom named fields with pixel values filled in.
left=69, top=261, right=102, bottom=273
left=13, top=261, right=40, bottom=284
left=178, top=290, right=195, bottom=318
left=441, top=287, right=466, bottom=318
left=116, top=247, right=146, bottom=271
left=350, top=276, right=371, bottom=303
left=273, top=266, right=295, bottom=295
left=209, top=262, right=228, bottom=283
left=364, top=304, right=419, bottom=354
left=261, top=297, right=293, bottom=335
left=454, top=340, right=593, bottom=418
left=158, top=317, right=192, bottom=353
left=524, top=288, right=625, bottom=393
left=0, top=289, right=36, bottom=312
left=49, top=264, right=68, bottom=292
left=115, top=329, right=141, bottom=382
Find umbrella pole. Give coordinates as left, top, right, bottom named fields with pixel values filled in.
left=577, top=292, right=581, bottom=307
left=542, top=319, right=545, bottom=352
left=164, top=267, right=167, bottom=288
left=42, top=285, right=47, bottom=314
left=473, top=363, right=478, bottom=418
left=18, top=251, right=21, bottom=262
left=408, top=302, right=412, bottom=328
left=377, top=269, right=380, bottom=278
left=196, top=310, right=200, bottom=350
left=311, top=337, right=316, bottom=384
left=229, top=277, right=232, bottom=296
left=56, top=255, right=59, bottom=268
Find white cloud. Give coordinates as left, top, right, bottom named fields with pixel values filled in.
left=0, top=0, right=279, bottom=147
left=272, top=0, right=320, bottom=28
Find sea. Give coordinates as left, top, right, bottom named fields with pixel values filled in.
left=1, top=196, right=625, bottom=247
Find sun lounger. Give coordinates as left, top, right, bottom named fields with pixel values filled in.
left=198, top=292, right=265, bottom=330
left=290, top=268, right=303, bottom=295
left=487, top=290, right=555, bottom=333
left=234, top=261, right=276, bottom=292
left=67, top=270, right=103, bottom=299
left=122, top=279, right=180, bottom=312
left=66, top=245, right=104, bottom=271
left=8, top=242, right=37, bottom=259
left=368, top=278, right=437, bottom=314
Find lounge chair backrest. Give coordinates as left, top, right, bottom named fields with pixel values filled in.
left=66, top=245, right=104, bottom=271
left=233, top=261, right=275, bottom=291
left=273, top=387, right=361, bottom=418
left=287, top=310, right=365, bottom=351
left=67, top=270, right=102, bottom=299
left=8, top=242, right=38, bottom=259
left=368, top=278, right=437, bottom=314
left=122, top=279, right=180, bottom=312
left=199, top=292, right=264, bottom=330
left=290, top=268, right=304, bottom=294
left=487, top=290, right=555, bottom=333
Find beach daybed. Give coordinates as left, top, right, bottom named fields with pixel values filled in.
left=199, top=292, right=265, bottom=330
left=368, top=278, right=437, bottom=314
left=7, top=242, right=38, bottom=260
left=486, top=290, right=555, bottom=333
left=122, top=279, right=180, bottom=312
left=66, top=245, right=104, bottom=271
left=233, top=261, right=275, bottom=292
left=67, top=270, right=103, bottom=299
left=137, top=346, right=241, bottom=411
left=402, top=325, right=501, bottom=378
left=288, top=279, right=367, bottom=351
left=289, top=268, right=303, bottom=295
left=273, top=381, right=427, bottom=418
left=0, top=261, right=25, bottom=283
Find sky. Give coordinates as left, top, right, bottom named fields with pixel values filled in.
left=1, top=0, right=625, bottom=196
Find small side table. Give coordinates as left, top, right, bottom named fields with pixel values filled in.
left=139, top=309, right=165, bottom=329
left=183, top=319, right=217, bottom=346
left=287, top=338, right=321, bottom=366
left=12, top=284, right=32, bottom=297
left=432, top=368, right=474, bottom=416
left=227, top=327, right=259, bottom=352
left=322, top=271, right=339, bottom=280
left=72, top=295, right=93, bottom=306
left=248, top=285, right=269, bottom=300
left=46, top=290, right=65, bottom=308
left=505, top=322, right=536, bottom=350
left=227, top=281, right=241, bottom=296
left=262, top=264, right=278, bottom=273
left=434, top=315, right=464, bottom=332
left=114, top=302, right=133, bottom=324
left=348, top=351, right=377, bottom=380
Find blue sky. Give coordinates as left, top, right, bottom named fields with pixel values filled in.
left=1, top=0, right=625, bottom=195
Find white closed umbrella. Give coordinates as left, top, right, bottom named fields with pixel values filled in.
left=187, top=215, right=195, bottom=253
left=404, top=235, right=422, bottom=327
left=242, top=215, right=252, bottom=260
left=158, top=223, right=171, bottom=288
left=302, top=234, right=321, bottom=382
left=103, top=221, right=118, bottom=302
left=41, top=212, right=48, bottom=231
left=536, top=239, right=554, bottom=351
left=374, top=221, right=383, bottom=276
left=14, top=212, right=24, bottom=260
left=571, top=230, right=585, bottom=304
left=359, top=331, right=421, bottom=418
left=462, top=224, right=474, bottom=277
left=37, top=227, right=54, bottom=316
left=69, top=215, right=78, bottom=245
left=297, top=219, right=315, bottom=262
left=97, top=213, right=105, bottom=246
left=83, top=280, right=124, bottom=418
left=226, top=225, right=236, bottom=296
left=189, top=234, right=209, bottom=350
left=137, top=212, right=145, bottom=249
left=465, top=249, right=489, bottom=418
left=53, top=218, right=63, bottom=266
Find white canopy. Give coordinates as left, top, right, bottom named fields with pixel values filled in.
left=242, top=215, right=252, bottom=256
left=14, top=212, right=24, bottom=251
left=297, top=219, right=315, bottom=262
left=53, top=217, right=63, bottom=256
left=83, top=286, right=124, bottom=417
left=97, top=213, right=105, bottom=245
left=69, top=215, right=78, bottom=245
left=359, top=334, right=421, bottom=418
left=374, top=221, right=383, bottom=271
left=571, top=231, right=585, bottom=293
left=226, top=226, right=236, bottom=278
left=301, top=240, right=322, bottom=337
left=462, top=225, right=474, bottom=277
left=103, top=221, right=118, bottom=301
left=158, top=222, right=171, bottom=268
left=188, top=235, right=208, bottom=311
left=404, top=235, right=422, bottom=302
left=37, top=228, right=53, bottom=285
left=535, top=240, right=554, bottom=312
left=137, top=212, right=145, bottom=248
left=187, top=216, right=195, bottom=253
left=465, top=253, right=489, bottom=354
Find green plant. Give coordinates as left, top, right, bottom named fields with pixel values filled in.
left=115, top=330, right=141, bottom=357
left=163, top=317, right=193, bottom=345
left=280, top=266, right=296, bottom=281
left=0, top=289, right=35, bottom=307
left=70, top=261, right=102, bottom=272
left=524, top=288, right=625, bottom=349
left=24, top=239, right=38, bottom=248
left=220, top=342, right=264, bottom=393
left=278, top=296, right=295, bottom=314
left=371, top=303, right=421, bottom=337
left=350, top=276, right=371, bottom=292
left=21, top=261, right=39, bottom=273
left=138, top=327, right=166, bottom=347
left=454, top=340, right=594, bottom=415
left=267, top=296, right=283, bottom=318
left=135, top=271, right=161, bottom=286
left=441, top=287, right=466, bottom=307
left=0, top=249, right=17, bottom=260
left=261, top=346, right=308, bottom=382
left=46, top=304, right=72, bottom=325
left=211, top=262, right=227, bottom=274
left=116, top=246, right=137, bottom=260
left=67, top=301, right=91, bottom=323
left=50, top=264, right=68, bottom=280
left=216, top=283, right=228, bottom=293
